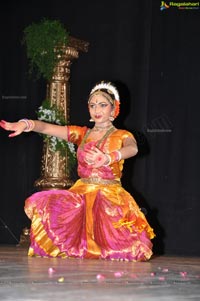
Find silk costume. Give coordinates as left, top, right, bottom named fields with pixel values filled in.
left=25, top=126, right=155, bottom=261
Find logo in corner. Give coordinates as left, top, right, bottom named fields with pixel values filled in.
left=160, top=1, right=170, bottom=11
left=160, top=1, right=200, bottom=11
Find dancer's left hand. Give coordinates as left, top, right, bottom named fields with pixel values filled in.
left=84, top=146, right=108, bottom=168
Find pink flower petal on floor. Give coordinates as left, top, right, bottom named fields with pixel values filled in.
left=48, top=267, right=55, bottom=274
left=96, top=274, right=106, bottom=281
left=114, top=271, right=123, bottom=277
left=180, top=272, right=187, bottom=277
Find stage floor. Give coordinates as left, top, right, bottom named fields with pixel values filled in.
left=0, top=245, right=199, bottom=301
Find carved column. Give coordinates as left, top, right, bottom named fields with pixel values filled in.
left=34, top=37, right=89, bottom=190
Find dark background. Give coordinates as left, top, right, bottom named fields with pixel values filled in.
left=0, top=0, right=200, bottom=256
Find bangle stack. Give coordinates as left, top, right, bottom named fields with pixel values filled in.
left=114, top=150, right=122, bottom=161
left=18, top=119, right=35, bottom=132
left=104, top=150, right=122, bottom=166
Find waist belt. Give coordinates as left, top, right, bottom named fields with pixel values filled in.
left=80, top=177, right=121, bottom=185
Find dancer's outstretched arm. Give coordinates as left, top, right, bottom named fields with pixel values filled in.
left=0, top=119, right=68, bottom=140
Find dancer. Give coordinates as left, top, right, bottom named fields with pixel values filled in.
left=0, top=81, right=155, bottom=261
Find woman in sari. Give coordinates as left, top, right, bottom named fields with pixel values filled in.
left=0, top=81, right=155, bottom=261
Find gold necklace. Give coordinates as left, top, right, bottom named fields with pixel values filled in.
left=80, top=126, right=115, bottom=149
left=93, top=124, right=113, bottom=131
left=96, top=126, right=115, bottom=148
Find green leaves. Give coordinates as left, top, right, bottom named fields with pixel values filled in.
left=23, top=19, right=69, bottom=80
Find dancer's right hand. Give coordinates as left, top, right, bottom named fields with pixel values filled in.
left=0, top=120, right=26, bottom=137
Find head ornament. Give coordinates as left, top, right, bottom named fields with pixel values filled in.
left=90, top=81, right=120, bottom=102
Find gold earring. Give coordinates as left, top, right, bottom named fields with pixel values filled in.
left=89, top=118, right=94, bottom=122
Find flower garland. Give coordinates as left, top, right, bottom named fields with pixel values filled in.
left=37, top=99, right=76, bottom=169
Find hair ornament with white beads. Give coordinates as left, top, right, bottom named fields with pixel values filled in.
left=90, top=81, right=120, bottom=102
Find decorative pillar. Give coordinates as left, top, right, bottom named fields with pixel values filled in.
left=34, top=37, right=89, bottom=190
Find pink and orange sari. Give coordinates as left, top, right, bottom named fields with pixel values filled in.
left=25, top=126, right=155, bottom=261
